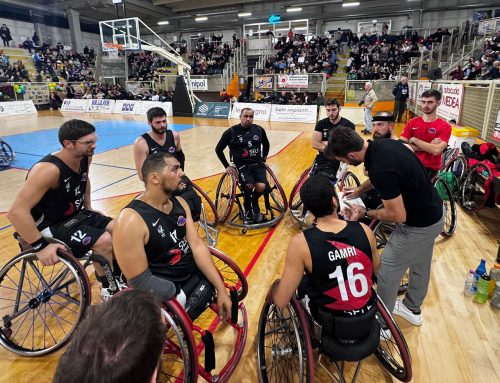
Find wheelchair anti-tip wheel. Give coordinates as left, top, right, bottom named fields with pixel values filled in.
left=160, top=300, right=198, bottom=383
left=257, top=295, right=315, bottom=383
left=375, top=295, right=412, bottom=382
left=215, top=172, right=236, bottom=224
left=460, top=163, right=492, bottom=213
left=0, top=250, right=91, bottom=356
left=433, top=177, right=457, bottom=237
left=210, top=247, right=248, bottom=301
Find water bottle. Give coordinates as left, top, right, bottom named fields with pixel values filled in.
left=474, top=275, right=491, bottom=304
left=474, top=259, right=487, bottom=284
left=464, top=269, right=476, bottom=296
left=488, top=263, right=500, bottom=298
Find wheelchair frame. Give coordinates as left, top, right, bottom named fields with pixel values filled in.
left=214, top=164, right=288, bottom=232
left=0, top=139, right=15, bottom=170
left=192, top=182, right=219, bottom=247
left=257, top=291, right=412, bottom=383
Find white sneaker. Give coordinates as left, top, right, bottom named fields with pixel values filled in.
left=393, top=299, right=422, bottom=326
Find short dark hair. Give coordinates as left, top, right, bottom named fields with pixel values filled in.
left=300, top=175, right=339, bottom=218
left=58, top=119, right=96, bottom=145
left=324, top=125, right=364, bottom=158
left=147, top=107, right=167, bottom=122
left=421, top=89, right=442, bottom=101
left=53, top=290, right=166, bottom=383
left=141, top=152, right=176, bottom=183
left=325, top=99, right=341, bottom=108
left=240, top=107, right=254, bottom=116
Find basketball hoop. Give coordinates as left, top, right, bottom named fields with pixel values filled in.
left=103, top=42, right=123, bottom=59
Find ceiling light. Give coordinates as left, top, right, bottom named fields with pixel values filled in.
left=238, top=12, right=252, bottom=17
left=287, top=7, right=303, bottom=12
left=195, top=16, right=208, bottom=21
left=342, top=2, right=360, bottom=7
left=372, top=19, right=377, bottom=23
left=157, top=21, right=169, bottom=25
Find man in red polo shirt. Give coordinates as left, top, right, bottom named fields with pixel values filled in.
left=400, top=89, right=451, bottom=180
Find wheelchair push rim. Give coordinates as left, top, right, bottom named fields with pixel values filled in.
left=0, top=250, right=90, bottom=356
left=192, top=182, right=218, bottom=227
left=210, top=247, right=248, bottom=301
left=215, top=172, right=236, bottom=224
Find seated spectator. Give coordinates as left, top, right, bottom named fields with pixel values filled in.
left=449, top=66, right=465, bottom=80
left=315, top=92, right=325, bottom=105
left=220, top=89, right=230, bottom=102
left=23, top=37, right=35, bottom=54
left=53, top=290, right=166, bottom=383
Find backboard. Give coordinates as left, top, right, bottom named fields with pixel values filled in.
left=99, top=17, right=141, bottom=51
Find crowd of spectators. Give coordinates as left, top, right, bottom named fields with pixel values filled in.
left=0, top=51, right=30, bottom=81
left=128, top=51, right=171, bottom=81
left=65, top=81, right=173, bottom=102
left=188, top=39, right=235, bottom=75
left=239, top=90, right=326, bottom=105
left=449, top=31, right=500, bottom=80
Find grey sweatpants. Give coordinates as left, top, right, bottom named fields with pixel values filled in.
left=376, top=212, right=444, bottom=314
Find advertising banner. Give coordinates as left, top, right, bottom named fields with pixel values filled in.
left=409, top=81, right=431, bottom=103
left=437, top=83, right=464, bottom=121
left=140, top=101, right=173, bottom=116
left=113, top=100, right=142, bottom=114
left=26, top=84, right=50, bottom=105
left=270, top=104, right=318, bottom=124
left=255, top=76, right=273, bottom=90
left=61, top=99, right=89, bottom=112
left=190, top=79, right=208, bottom=91
left=193, top=102, right=231, bottom=118
left=277, top=75, right=309, bottom=88
left=0, top=100, right=37, bottom=116
left=85, top=99, right=115, bottom=113
left=229, top=102, right=272, bottom=121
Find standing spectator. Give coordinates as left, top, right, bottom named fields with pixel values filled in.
left=32, top=32, right=40, bottom=47
left=315, top=91, right=325, bottom=105
left=0, top=24, right=12, bottom=47
left=83, top=45, right=89, bottom=55
left=49, top=92, right=62, bottom=110
left=392, top=76, right=409, bottom=123
left=303, top=91, right=312, bottom=105
left=287, top=29, right=294, bottom=42
left=361, top=82, right=378, bottom=135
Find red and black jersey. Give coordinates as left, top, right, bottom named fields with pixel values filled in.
left=141, top=131, right=177, bottom=157
left=303, top=221, right=374, bottom=313
left=30, top=155, right=89, bottom=230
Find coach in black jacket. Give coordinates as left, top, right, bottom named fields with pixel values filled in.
left=392, top=77, right=409, bottom=123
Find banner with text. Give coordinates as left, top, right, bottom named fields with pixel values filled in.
left=270, top=104, right=318, bottom=124
left=191, top=79, right=208, bottom=91
left=277, top=75, right=309, bottom=88
left=255, top=76, right=273, bottom=90
left=229, top=102, right=272, bottom=121
left=113, top=100, right=142, bottom=114
left=61, top=99, right=89, bottom=112
left=194, top=102, right=231, bottom=118
left=85, top=99, right=115, bottom=114
left=437, top=83, right=463, bottom=121
left=409, top=81, right=432, bottom=103
left=139, top=101, right=173, bottom=117
left=0, top=100, right=37, bottom=116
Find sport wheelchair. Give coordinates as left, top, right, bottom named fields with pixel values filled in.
left=192, top=182, right=219, bottom=247
left=257, top=285, right=412, bottom=383
left=0, top=236, right=249, bottom=383
left=214, top=163, right=288, bottom=233
left=0, top=138, right=15, bottom=170
left=289, top=162, right=361, bottom=228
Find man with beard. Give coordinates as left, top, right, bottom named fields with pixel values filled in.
left=324, top=126, right=443, bottom=327
left=215, top=108, right=270, bottom=224
left=7, top=120, right=117, bottom=299
left=312, top=99, right=355, bottom=181
left=112, top=153, right=232, bottom=320
left=399, top=89, right=451, bottom=180
left=134, top=107, right=202, bottom=221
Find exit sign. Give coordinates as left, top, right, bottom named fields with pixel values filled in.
left=269, top=14, right=281, bottom=23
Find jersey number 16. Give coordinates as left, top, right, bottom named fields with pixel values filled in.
left=329, top=262, right=369, bottom=301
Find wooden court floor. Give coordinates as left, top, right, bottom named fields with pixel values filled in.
left=0, top=111, right=499, bottom=383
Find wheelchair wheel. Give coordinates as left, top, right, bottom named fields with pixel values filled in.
left=0, top=250, right=90, bottom=356
left=192, top=182, right=218, bottom=227
left=215, top=172, right=236, bottom=224
left=210, top=247, right=248, bottom=301
left=0, top=140, right=15, bottom=169
left=266, top=165, right=288, bottom=213
left=433, top=178, right=457, bottom=237
left=445, top=155, right=467, bottom=184
left=338, top=171, right=361, bottom=191
left=289, top=167, right=310, bottom=211
left=375, top=295, right=412, bottom=382
left=160, top=300, right=197, bottom=383
left=257, top=295, right=314, bottom=383
left=460, top=163, right=492, bottom=213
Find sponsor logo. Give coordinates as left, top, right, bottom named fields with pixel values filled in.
left=428, top=128, right=437, bottom=134
left=82, top=173, right=88, bottom=182
left=198, top=104, right=209, bottom=113
left=63, top=218, right=79, bottom=228
left=66, top=182, right=71, bottom=193
left=152, top=218, right=160, bottom=227
left=177, top=216, right=186, bottom=226
left=82, top=236, right=92, bottom=246
left=168, top=146, right=176, bottom=153
left=157, top=225, right=165, bottom=238
left=90, top=99, right=110, bottom=106
left=151, top=147, right=158, bottom=152
left=253, top=135, right=259, bottom=140
left=121, top=103, right=135, bottom=112
left=64, top=177, right=72, bottom=182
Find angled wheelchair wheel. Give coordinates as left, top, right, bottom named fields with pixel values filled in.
left=289, top=167, right=310, bottom=211
left=160, top=300, right=197, bottom=383
left=375, top=295, right=412, bottom=382
left=0, top=140, right=15, bottom=169
left=460, top=163, right=492, bottom=213
left=0, top=250, right=90, bottom=356
left=445, top=155, right=467, bottom=185
left=192, top=182, right=218, bottom=227
left=266, top=164, right=288, bottom=213
left=338, top=171, right=361, bottom=191
left=210, top=247, right=248, bottom=301
left=433, top=178, right=457, bottom=237
left=257, top=295, right=314, bottom=383
left=215, top=172, right=236, bottom=224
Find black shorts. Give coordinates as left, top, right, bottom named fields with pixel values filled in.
left=237, top=162, right=267, bottom=185
left=176, top=175, right=202, bottom=222
left=44, top=210, right=112, bottom=258
left=177, top=269, right=215, bottom=320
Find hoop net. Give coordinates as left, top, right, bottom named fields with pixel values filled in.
left=103, top=42, right=124, bottom=59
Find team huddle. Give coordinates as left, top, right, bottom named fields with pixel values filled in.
left=7, top=89, right=451, bottom=380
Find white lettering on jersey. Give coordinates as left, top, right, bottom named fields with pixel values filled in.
left=328, top=246, right=357, bottom=261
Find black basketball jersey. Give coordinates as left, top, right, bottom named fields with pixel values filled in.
left=126, top=198, right=195, bottom=283
left=314, top=117, right=355, bottom=166
left=141, top=131, right=177, bottom=157
left=303, top=221, right=374, bottom=312
left=229, top=124, right=264, bottom=165
left=30, top=155, right=89, bottom=230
